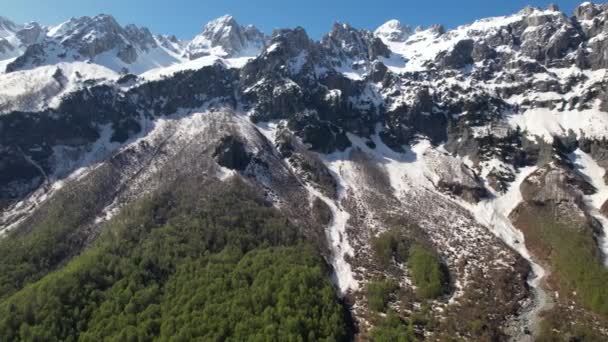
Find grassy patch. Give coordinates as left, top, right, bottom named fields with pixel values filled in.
left=517, top=206, right=608, bottom=317
left=408, top=245, right=446, bottom=300
left=536, top=310, right=607, bottom=342
left=370, top=228, right=410, bottom=268
left=369, top=309, right=417, bottom=342
left=366, top=278, right=399, bottom=313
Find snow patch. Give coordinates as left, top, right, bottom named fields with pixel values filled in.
left=569, top=149, right=608, bottom=266
left=506, top=102, right=608, bottom=142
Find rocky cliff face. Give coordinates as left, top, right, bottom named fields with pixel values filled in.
left=2, top=3, right=608, bottom=340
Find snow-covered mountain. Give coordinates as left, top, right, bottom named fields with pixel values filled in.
left=0, top=14, right=268, bottom=113
left=184, top=15, right=266, bottom=59
left=0, top=16, right=45, bottom=64
left=5, top=14, right=182, bottom=74
left=3, top=3, right=608, bottom=340
left=374, top=19, right=413, bottom=42
left=0, top=13, right=266, bottom=77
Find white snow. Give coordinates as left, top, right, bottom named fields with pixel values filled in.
left=569, top=149, right=608, bottom=266
left=289, top=51, right=308, bottom=74
left=374, top=19, right=411, bottom=42
left=93, top=46, right=183, bottom=75
left=506, top=103, right=608, bottom=142
left=265, top=43, right=279, bottom=53
left=349, top=129, right=436, bottom=193
left=336, top=63, right=367, bottom=80
left=377, top=12, right=523, bottom=72
left=140, top=55, right=252, bottom=81
left=305, top=179, right=358, bottom=295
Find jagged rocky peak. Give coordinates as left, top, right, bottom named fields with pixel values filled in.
left=0, top=39, right=12, bottom=54
left=48, top=14, right=121, bottom=40
left=4, top=14, right=186, bottom=73
left=155, top=34, right=186, bottom=54
left=16, top=22, right=45, bottom=46
left=268, top=26, right=313, bottom=53
left=241, top=26, right=315, bottom=84
left=374, top=19, right=412, bottom=42
left=427, top=23, right=445, bottom=35
left=123, top=24, right=157, bottom=49
left=47, top=14, right=157, bottom=52
left=322, top=22, right=390, bottom=61
left=516, top=7, right=582, bottom=65
left=185, top=15, right=265, bottom=59
left=574, top=1, right=605, bottom=20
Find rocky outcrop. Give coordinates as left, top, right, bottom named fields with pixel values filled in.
left=430, top=153, right=488, bottom=202
left=0, top=146, right=45, bottom=205
left=382, top=87, right=447, bottom=149
left=601, top=199, right=608, bottom=217
left=213, top=135, right=252, bottom=171
left=322, top=22, right=390, bottom=62
left=519, top=162, right=595, bottom=221
left=0, top=39, right=14, bottom=54
left=6, top=43, right=45, bottom=72
left=15, top=22, right=44, bottom=46
left=437, top=39, right=474, bottom=69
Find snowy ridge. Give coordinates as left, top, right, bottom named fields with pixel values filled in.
left=2, top=14, right=265, bottom=77
left=0, top=62, right=119, bottom=113
left=140, top=54, right=252, bottom=81
left=375, top=6, right=558, bottom=72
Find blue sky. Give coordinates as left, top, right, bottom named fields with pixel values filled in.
left=2, top=0, right=588, bottom=39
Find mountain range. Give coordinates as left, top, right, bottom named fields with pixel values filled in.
left=2, top=2, right=608, bottom=340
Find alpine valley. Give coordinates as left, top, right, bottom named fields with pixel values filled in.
left=2, top=2, right=608, bottom=341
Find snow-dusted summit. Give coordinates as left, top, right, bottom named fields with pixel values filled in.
left=6, top=14, right=183, bottom=74
left=184, top=15, right=266, bottom=59
left=374, top=19, right=412, bottom=42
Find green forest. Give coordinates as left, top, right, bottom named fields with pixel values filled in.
left=0, top=178, right=350, bottom=341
